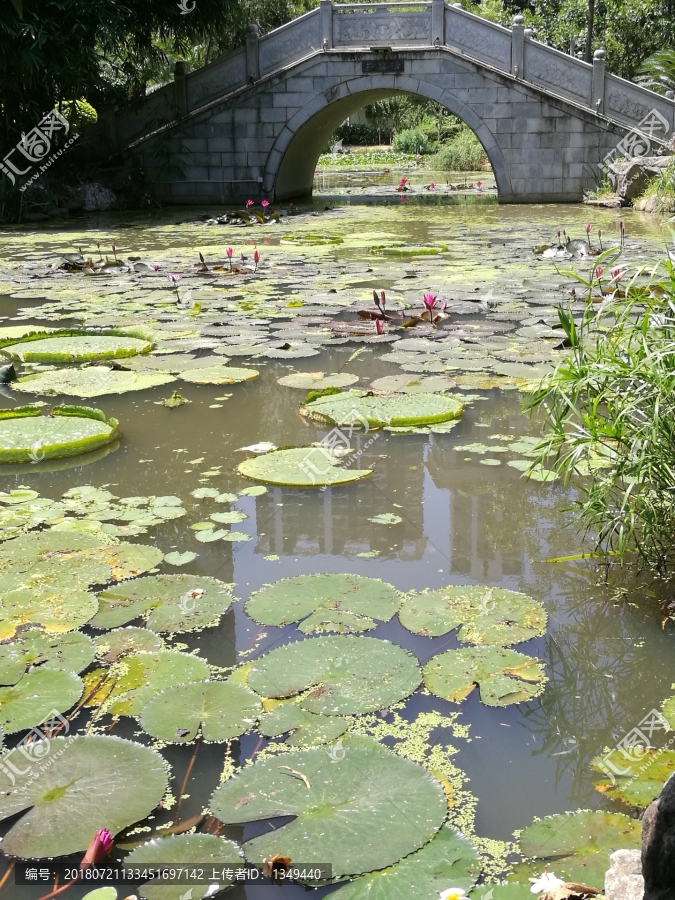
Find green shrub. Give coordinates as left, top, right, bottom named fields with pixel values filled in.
left=432, top=129, right=487, bottom=171
left=392, top=127, right=432, bottom=155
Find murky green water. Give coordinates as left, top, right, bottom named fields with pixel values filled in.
left=0, top=197, right=673, bottom=899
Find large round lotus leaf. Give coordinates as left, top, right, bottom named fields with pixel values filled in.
left=125, top=834, right=243, bottom=900
left=399, top=586, right=547, bottom=645
left=246, top=573, right=402, bottom=634
left=3, top=335, right=151, bottom=364
left=332, top=825, right=480, bottom=900
left=302, top=390, right=464, bottom=428
left=277, top=372, right=359, bottom=389
left=0, top=667, right=83, bottom=733
left=14, top=366, right=175, bottom=398
left=0, top=412, right=119, bottom=464
left=259, top=704, right=349, bottom=746
left=0, top=630, right=95, bottom=685
left=86, top=650, right=210, bottom=717
left=238, top=447, right=371, bottom=487
left=423, top=646, right=546, bottom=707
left=178, top=364, right=258, bottom=384
left=0, top=580, right=99, bottom=640
left=95, top=627, right=162, bottom=663
left=510, top=810, right=641, bottom=887
left=0, top=734, right=168, bottom=858
left=591, top=747, right=675, bottom=807
left=369, top=375, right=457, bottom=394
left=211, top=744, right=446, bottom=878
left=140, top=680, right=261, bottom=742
left=246, top=635, right=421, bottom=715
left=91, top=574, right=234, bottom=632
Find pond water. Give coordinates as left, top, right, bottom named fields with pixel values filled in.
left=0, top=197, right=673, bottom=900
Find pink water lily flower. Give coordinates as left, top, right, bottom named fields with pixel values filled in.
left=429, top=182, right=436, bottom=190
left=167, top=273, right=181, bottom=284
left=82, top=829, right=113, bottom=868
left=261, top=199, right=269, bottom=208
left=596, top=266, right=603, bottom=278
left=477, top=180, right=482, bottom=188
left=611, top=267, right=624, bottom=282
left=253, top=249, right=260, bottom=271
left=226, top=247, right=233, bottom=257
left=376, top=319, right=384, bottom=335
left=246, top=199, right=254, bottom=208
left=585, top=223, right=592, bottom=233
left=422, top=293, right=437, bottom=311
left=153, top=264, right=159, bottom=271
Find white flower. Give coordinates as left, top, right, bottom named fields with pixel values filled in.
left=439, top=890, right=469, bottom=900
left=529, top=871, right=565, bottom=893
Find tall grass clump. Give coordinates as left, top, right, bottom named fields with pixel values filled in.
left=391, top=127, right=432, bottom=155
left=432, top=128, right=487, bottom=171
left=525, top=249, right=675, bottom=574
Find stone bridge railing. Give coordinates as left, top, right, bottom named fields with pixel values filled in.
left=111, top=0, right=675, bottom=151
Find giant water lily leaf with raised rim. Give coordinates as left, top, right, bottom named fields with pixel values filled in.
left=246, top=635, right=421, bottom=715
left=0, top=667, right=83, bottom=733
left=0, top=410, right=119, bottom=463
left=0, top=630, right=95, bottom=684
left=278, top=372, right=359, bottom=390
left=423, top=646, right=546, bottom=706
left=85, top=650, right=210, bottom=717
left=0, top=735, right=168, bottom=858
left=245, top=573, right=402, bottom=634
left=302, top=390, right=464, bottom=428
left=509, top=810, right=641, bottom=888
left=210, top=744, right=447, bottom=879
left=13, top=366, right=175, bottom=398
left=368, top=374, right=457, bottom=394
left=591, top=747, right=675, bottom=807
left=178, top=364, right=258, bottom=384
left=2, top=334, right=152, bottom=364
left=91, top=574, right=235, bottom=632
left=332, top=825, right=480, bottom=900
left=258, top=703, right=350, bottom=746
left=399, top=586, right=547, bottom=645
left=125, top=834, right=243, bottom=900
left=140, top=680, right=261, bottom=742
left=239, top=447, right=372, bottom=487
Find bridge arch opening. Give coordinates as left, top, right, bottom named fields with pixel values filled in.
left=270, top=80, right=511, bottom=201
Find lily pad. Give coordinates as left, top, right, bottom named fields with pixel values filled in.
left=220, top=531, right=251, bottom=541
left=210, top=510, right=247, bottom=524
left=85, top=650, right=210, bottom=717
left=510, top=810, right=641, bottom=888
left=368, top=513, right=403, bottom=525
left=0, top=667, right=83, bottom=733
left=278, top=372, right=359, bottom=389
left=246, top=635, right=421, bottom=715
left=0, top=407, right=119, bottom=463
left=210, top=744, right=447, bottom=879
left=259, top=704, right=350, bottom=746
left=246, top=573, right=402, bottom=634
left=422, top=646, right=547, bottom=706
left=140, top=680, right=261, bottom=742
left=0, top=630, right=95, bottom=685
left=2, top=334, right=151, bottom=364
left=369, top=375, right=457, bottom=394
left=125, top=834, right=243, bottom=900
left=239, top=485, right=267, bottom=496
left=507, top=460, right=559, bottom=482
left=94, top=627, right=162, bottom=663
left=91, top=574, right=235, bottom=632
left=0, top=734, right=168, bottom=858
left=239, top=447, right=372, bottom=487
left=302, top=390, right=464, bottom=428
left=178, top=364, right=258, bottom=384
left=13, top=366, right=175, bottom=398
left=332, top=825, right=480, bottom=900
left=163, top=551, right=198, bottom=566
left=591, top=747, right=675, bottom=807
left=399, top=586, right=547, bottom=644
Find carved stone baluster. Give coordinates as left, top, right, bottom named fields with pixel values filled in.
left=431, top=0, right=445, bottom=46
left=592, top=48, right=605, bottom=113
left=174, top=61, right=188, bottom=116
left=246, top=24, right=260, bottom=82
left=511, top=15, right=524, bottom=78
left=321, top=0, right=333, bottom=50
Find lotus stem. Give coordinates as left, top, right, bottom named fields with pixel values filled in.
left=173, top=738, right=202, bottom=825
left=0, top=862, right=15, bottom=893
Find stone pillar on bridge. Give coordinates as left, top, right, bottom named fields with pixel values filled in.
left=431, top=0, right=445, bottom=46
left=592, top=49, right=606, bottom=113
left=511, top=15, right=524, bottom=78
left=174, top=61, right=188, bottom=117
left=246, top=24, right=261, bottom=82
left=320, top=0, right=333, bottom=49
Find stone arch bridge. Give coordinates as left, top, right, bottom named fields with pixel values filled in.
left=103, top=0, right=675, bottom=203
